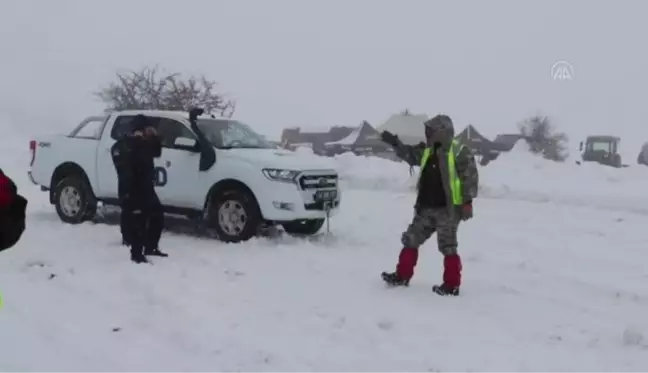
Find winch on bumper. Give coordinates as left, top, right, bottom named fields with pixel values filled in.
left=256, top=169, right=341, bottom=222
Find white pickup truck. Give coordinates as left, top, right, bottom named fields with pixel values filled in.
left=28, top=109, right=341, bottom=242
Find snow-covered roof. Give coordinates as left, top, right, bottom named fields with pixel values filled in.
left=377, top=112, right=429, bottom=145
left=456, top=124, right=492, bottom=143
left=324, top=122, right=388, bottom=148
left=326, top=126, right=362, bottom=145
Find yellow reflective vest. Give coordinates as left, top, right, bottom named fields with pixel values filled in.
left=419, top=140, right=464, bottom=205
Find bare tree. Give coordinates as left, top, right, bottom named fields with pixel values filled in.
left=95, top=65, right=236, bottom=117
left=518, top=115, right=569, bottom=162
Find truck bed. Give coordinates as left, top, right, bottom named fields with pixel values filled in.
left=29, top=135, right=100, bottom=192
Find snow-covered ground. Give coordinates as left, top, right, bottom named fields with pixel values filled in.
left=2, top=133, right=648, bottom=371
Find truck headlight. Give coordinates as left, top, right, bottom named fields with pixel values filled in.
left=262, top=168, right=300, bottom=183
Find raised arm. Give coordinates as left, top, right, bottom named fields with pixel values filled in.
left=380, top=131, right=425, bottom=167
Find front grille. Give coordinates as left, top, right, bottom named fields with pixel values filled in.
left=305, top=200, right=340, bottom=211
left=298, top=174, right=338, bottom=190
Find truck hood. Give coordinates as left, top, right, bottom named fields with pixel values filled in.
left=220, top=148, right=337, bottom=171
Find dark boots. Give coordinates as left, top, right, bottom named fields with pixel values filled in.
left=145, top=247, right=168, bottom=257
left=130, top=247, right=148, bottom=263
left=382, top=248, right=462, bottom=296
left=130, top=247, right=168, bottom=263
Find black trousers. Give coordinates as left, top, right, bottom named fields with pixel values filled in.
left=122, top=191, right=164, bottom=254
left=119, top=198, right=131, bottom=244
left=118, top=182, right=130, bottom=244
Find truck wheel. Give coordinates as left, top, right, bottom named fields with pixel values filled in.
left=53, top=176, right=97, bottom=224
left=210, top=189, right=262, bottom=243
left=283, top=219, right=325, bottom=236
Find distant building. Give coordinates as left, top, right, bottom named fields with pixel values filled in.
left=280, top=126, right=355, bottom=154
left=278, top=111, right=524, bottom=166
left=491, top=133, right=527, bottom=152
left=322, top=121, right=395, bottom=158
left=455, top=124, right=495, bottom=150
left=455, top=124, right=500, bottom=165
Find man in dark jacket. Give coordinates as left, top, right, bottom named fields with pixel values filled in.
left=0, top=169, right=28, bottom=252
left=380, top=114, right=479, bottom=296
left=111, top=134, right=132, bottom=246
left=112, top=114, right=167, bottom=263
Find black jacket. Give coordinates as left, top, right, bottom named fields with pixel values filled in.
left=111, top=135, right=162, bottom=202
left=0, top=169, right=28, bottom=252
left=416, top=145, right=447, bottom=208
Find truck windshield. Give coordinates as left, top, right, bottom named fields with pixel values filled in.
left=196, top=119, right=277, bottom=149
left=589, top=141, right=612, bottom=153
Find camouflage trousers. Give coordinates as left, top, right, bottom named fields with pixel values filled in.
left=401, top=207, right=460, bottom=255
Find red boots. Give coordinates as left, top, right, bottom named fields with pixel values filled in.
left=442, top=254, right=462, bottom=288
left=396, top=247, right=419, bottom=281
left=381, top=247, right=462, bottom=296
left=433, top=254, right=462, bottom=296
left=381, top=247, right=418, bottom=286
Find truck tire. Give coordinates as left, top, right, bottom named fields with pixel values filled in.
left=209, top=189, right=262, bottom=243
left=53, top=175, right=97, bottom=224
left=283, top=219, right=325, bottom=236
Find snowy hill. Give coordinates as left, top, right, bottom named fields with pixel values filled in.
left=2, top=133, right=648, bottom=370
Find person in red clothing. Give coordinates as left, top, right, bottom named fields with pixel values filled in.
left=0, top=169, right=28, bottom=252
left=379, top=114, right=479, bottom=296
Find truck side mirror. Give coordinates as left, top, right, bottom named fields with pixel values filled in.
left=579, top=141, right=583, bottom=151
left=173, top=137, right=199, bottom=152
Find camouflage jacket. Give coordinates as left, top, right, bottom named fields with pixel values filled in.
left=392, top=139, right=479, bottom=211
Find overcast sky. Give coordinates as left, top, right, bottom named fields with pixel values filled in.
left=1, top=0, right=647, bottom=156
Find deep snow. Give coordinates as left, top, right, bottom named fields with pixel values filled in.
left=2, top=133, right=648, bottom=371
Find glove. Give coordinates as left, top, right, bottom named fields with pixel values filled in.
left=459, top=201, right=473, bottom=221
left=144, top=126, right=158, bottom=137
left=381, top=131, right=398, bottom=146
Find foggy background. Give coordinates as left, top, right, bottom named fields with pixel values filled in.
left=1, top=0, right=646, bottom=158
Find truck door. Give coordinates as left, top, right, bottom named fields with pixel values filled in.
left=152, top=117, right=204, bottom=209
left=95, top=115, right=136, bottom=199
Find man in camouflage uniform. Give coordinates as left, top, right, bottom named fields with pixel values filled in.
left=380, top=114, right=479, bottom=296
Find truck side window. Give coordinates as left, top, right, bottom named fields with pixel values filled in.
left=111, top=115, right=166, bottom=140
left=111, top=116, right=135, bottom=140
left=71, top=116, right=107, bottom=139
left=155, top=118, right=197, bottom=149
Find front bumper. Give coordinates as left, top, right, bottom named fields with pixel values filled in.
left=258, top=172, right=341, bottom=222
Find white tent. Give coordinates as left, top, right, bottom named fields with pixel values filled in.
left=377, top=112, right=429, bottom=145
